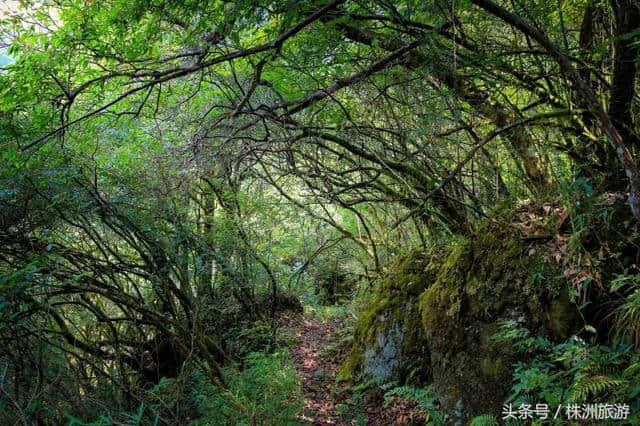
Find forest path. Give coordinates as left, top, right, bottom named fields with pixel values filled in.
left=286, top=312, right=426, bottom=425
left=290, top=314, right=348, bottom=425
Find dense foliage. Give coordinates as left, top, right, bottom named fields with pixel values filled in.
left=1, top=0, right=639, bottom=424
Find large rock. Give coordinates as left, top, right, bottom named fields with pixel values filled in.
left=338, top=252, right=435, bottom=384
left=341, top=223, right=580, bottom=422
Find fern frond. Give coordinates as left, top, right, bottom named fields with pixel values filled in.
left=470, top=414, right=499, bottom=426
left=569, top=375, right=624, bottom=402
left=623, top=360, right=640, bottom=377
left=614, top=289, right=640, bottom=345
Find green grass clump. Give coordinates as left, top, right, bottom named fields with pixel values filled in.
left=190, top=351, right=303, bottom=426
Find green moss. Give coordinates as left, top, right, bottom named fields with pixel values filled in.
left=418, top=241, right=468, bottom=333
left=547, top=290, right=578, bottom=340
left=339, top=251, right=437, bottom=382
left=337, top=350, right=362, bottom=382
left=420, top=281, right=458, bottom=333
left=480, top=357, right=506, bottom=379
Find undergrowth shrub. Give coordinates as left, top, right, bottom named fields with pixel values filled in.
left=190, top=351, right=302, bottom=425
left=493, top=321, right=640, bottom=423
left=611, top=273, right=640, bottom=345
left=60, top=351, right=302, bottom=425
left=383, top=385, right=446, bottom=425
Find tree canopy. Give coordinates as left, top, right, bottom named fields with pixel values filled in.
left=1, top=0, right=640, bottom=423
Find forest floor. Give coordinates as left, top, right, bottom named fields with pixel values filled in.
left=285, top=311, right=423, bottom=425
left=290, top=314, right=345, bottom=424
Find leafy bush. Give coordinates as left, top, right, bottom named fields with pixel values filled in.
left=60, top=351, right=303, bottom=425
left=493, top=321, right=640, bottom=422
left=190, top=351, right=302, bottom=425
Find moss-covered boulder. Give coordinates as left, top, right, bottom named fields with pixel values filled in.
left=338, top=251, right=438, bottom=384
left=420, top=226, right=581, bottom=421
left=341, top=219, right=581, bottom=422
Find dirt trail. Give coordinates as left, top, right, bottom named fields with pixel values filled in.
left=291, top=316, right=346, bottom=425
left=289, top=314, right=423, bottom=425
